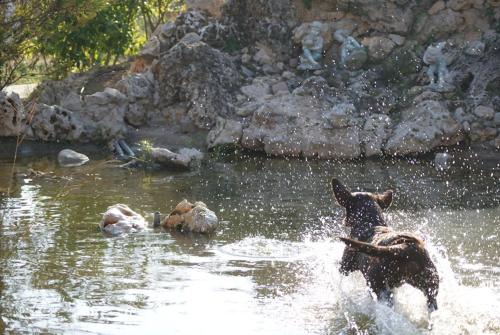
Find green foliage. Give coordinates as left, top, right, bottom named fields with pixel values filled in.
left=36, top=1, right=140, bottom=77
left=210, top=143, right=241, bottom=158
left=0, top=0, right=184, bottom=88
left=138, top=0, right=184, bottom=38
left=223, top=37, right=242, bottom=53
left=137, top=139, right=154, bottom=162
left=302, top=0, right=313, bottom=10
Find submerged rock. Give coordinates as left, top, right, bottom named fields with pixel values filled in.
left=151, top=147, right=203, bottom=169
left=57, top=149, right=89, bottom=167
left=100, top=204, right=148, bottom=234
left=163, top=200, right=218, bottom=234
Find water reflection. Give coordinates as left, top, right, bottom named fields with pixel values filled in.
left=0, top=151, right=499, bottom=334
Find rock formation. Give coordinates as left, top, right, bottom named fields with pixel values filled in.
left=2, top=0, right=498, bottom=159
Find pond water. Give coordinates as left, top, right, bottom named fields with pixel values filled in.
left=0, top=144, right=499, bottom=334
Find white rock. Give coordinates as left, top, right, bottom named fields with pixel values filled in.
left=207, top=117, right=242, bottom=149
left=253, top=47, right=274, bottom=65
left=31, top=104, right=83, bottom=141
left=241, top=78, right=271, bottom=100
left=473, top=105, right=494, bottom=119
left=57, top=149, right=89, bottom=167
left=0, top=91, right=25, bottom=137
left=241, top=93, right=362, bottom=159
left=178, top=148, right=204, bottom=161
left=385, top=100, right=463, bottom=155
left=151, top=147, right=192, bottom=169
left=323, top=103, right=356, bottom=129
left=362, top=114, right=392, bottom=157
left=100, top=204, right=147, bottom=235
left=388, top=34, right=406, bottom=46
left=271, top=81, right=289, bottom=95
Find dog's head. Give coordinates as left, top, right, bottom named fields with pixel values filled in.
left=332, top=178, right=393, bottom=235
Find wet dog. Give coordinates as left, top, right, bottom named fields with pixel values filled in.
left=332, top=178, right=439, bottom=312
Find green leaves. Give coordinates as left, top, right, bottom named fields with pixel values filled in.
left=36, top=0, right=140, bottom=76
left=0, top=0, right=184, bottom=88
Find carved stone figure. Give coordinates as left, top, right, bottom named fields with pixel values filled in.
left=334, top=29, right=367, bottom=70
left=296, top=21, right=325, bottom=70
left=423, top=42, right=451, bottom=90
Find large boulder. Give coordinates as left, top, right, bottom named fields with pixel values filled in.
left=240, top=90, right=362, bottom=159
left=30, top=88, right=127, bottom=142
left=362, top=114, right=392, bottom=157
left=80, top=88, right=128, bottom=139
left=30, top=104, right=83, bottom=141
left=416, top=9, right=464, bottom=42
left=115, top=72, right=155, bottom=127
left=207, top=117, right=243, bottom=149
left=153, top=34, right=241, bottom=129
left=384, top=100, right=464, bottom=155
left=0, top=91, right=25, bottom=137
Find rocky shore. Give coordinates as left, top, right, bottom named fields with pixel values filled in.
left=1, top=0, right=499, bottom=159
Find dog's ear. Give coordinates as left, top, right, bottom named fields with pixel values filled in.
left=375, top=190, right=393, bottom=209
left=331, top=178, right=353, bottom=207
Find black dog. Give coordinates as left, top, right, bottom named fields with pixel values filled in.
left=332, top=178, right=439, bottom=312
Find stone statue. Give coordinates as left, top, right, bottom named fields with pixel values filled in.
left=297, top=21, right=325, bottom=70
left=333, top=29, right=367, bottom=70
left=423, top=42, right=451, bottom=91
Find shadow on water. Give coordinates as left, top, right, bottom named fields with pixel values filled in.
left=0, top=142, right=499, bottom=334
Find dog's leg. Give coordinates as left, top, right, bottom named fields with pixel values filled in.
left=339, top=247, right=358, bottom=275
left=370, top=283, right=394, bottom=307
left=408, top=263, right=439, bottom=313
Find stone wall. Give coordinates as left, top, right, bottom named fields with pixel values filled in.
left=3, top=0, right=498, bottom=157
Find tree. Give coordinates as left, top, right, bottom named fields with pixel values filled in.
left=0, top=0, right=184, bottom=90
left=137, top=0, right=184, bottom=39
left=36, top=0, right=140, bottom=76
left=0, top=0, right=105, bottom=89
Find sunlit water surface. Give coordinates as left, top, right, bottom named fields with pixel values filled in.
left=0, top=146, right=499, bottom=334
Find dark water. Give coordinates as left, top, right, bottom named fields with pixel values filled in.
left=0, top=146, right=499, bottom=334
